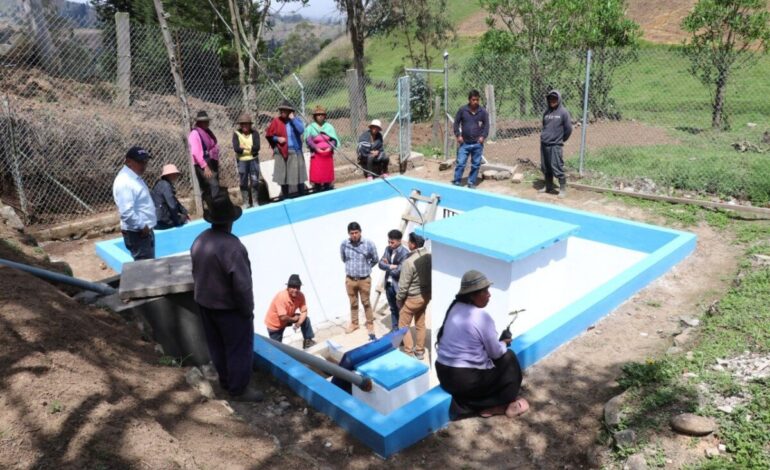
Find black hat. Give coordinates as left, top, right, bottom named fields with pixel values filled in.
left=286, top=274, right=302, bottom=287
left=277, top=100, right=295, bottom=112
left=203, top=190, right=242, bottom=225
left=126, top=146, right=151, bottom=162
left=409, top=232, right=425, bottom=248
left=195, top=110, right=210, bottom=122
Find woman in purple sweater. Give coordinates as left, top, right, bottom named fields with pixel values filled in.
left=435, top=270, right=529, bottom=420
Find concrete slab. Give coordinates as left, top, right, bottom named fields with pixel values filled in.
left=119, top=254, right=194, bottom=300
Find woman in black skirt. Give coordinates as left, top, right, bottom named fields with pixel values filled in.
left=435, top=270, right=529, bottom=419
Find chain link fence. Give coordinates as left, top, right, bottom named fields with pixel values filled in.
left=0, top=7, right=404, bottom=226
left=449, top=46, right=770, bottom=206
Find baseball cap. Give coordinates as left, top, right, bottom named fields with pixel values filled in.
left=126, top=146, right=152, bottom=162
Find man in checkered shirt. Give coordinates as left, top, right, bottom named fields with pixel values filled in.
left=340, top=221, right=379, bottom=340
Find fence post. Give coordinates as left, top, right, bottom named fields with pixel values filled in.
left=152, top=0, right=201, bottom=216
left=114, top=12, right=131, bottom=108
left=578, top=49, right=592, bottom=177
left=432, top=95, right=441, bottom=146
left=1, top=97, right=29, bottom=221
left=346, top=69, right=363, bottom=137
left=443, top=51, right=449, bottom=161
left=484, top=84, right=497, bottom=141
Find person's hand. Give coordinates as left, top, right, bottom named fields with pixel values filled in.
left=390, top=264, right=397, bottom=270
left=478, top=136, right=485, bottom=144
left=186, top=215, right=192, bottom=221
left=289, top=112, right=295, bottom=120
left=456, top=135, right=464, bottom=144
left=397, top=300, right=403, bottom=310
left=371, top=149, right=379, bottom=156
left=277, top=137, right=286, bottom=144
left=203, top=167, right=213, bottom=179
left=140, top=225, right=151, bottom=237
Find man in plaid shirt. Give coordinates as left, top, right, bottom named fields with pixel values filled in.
left=340, top=221, right=378, bottom=340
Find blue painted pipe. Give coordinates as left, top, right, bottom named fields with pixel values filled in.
left=0, top=258, right=117, bottom=296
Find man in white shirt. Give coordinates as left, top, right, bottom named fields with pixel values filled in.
left=113, top=146, right=157, bottom=260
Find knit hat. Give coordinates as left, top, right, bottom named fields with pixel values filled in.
left=195, top=110, right=210, bottom=122
left=286, top=274, right=302, bottom=287
left=457, top=270, right=493, bottom=295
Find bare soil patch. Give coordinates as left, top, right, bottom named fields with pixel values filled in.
left=17, top=168, right=742, bottom=468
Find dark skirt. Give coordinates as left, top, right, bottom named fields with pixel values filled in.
left=273, top=149, right=308, bottom=185
left=436, top=349, right=523, bottom=419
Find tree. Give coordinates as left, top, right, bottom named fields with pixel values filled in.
left=682, top=0, right=770, bottom=130
left=388, top=0, right=455, bottom=70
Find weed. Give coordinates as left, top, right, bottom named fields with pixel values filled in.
left=645, top=300, right=662, bottom=308
left=158, top=354, right=192, bottom=368
left=48, top=400, right=63, bottom=414
left=618, top=360, right=675, bottom=389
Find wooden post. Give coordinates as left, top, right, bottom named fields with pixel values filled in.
left=485, top=84, right=497, bottom=141
left=346, top=68, right=364, bottom=137
left=152, top=0, right=201, bottom=215
left=432, top=95, right=441, bottom=147
left=114, top=12, right=131, bottom=108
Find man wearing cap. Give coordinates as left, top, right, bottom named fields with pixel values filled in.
left=232, top=113, right=261, bottom=208
left=112, top=146, right=157, bottom=260
left=540, top=90, right=572, bottom=198
left=265, top=101, right=307, bottom=199
left=264, top=274, right=317, bottom=349
left=151, top=163, right=190, bottom=230
left=304, top=105, right=340, bottom=192
left=396, top=232, right=432, bottom=360
left=452, top=89, right=489, bottom=189
left=340, top=221, right=378, bottom=340
left=188, top=110, right=221, bottom=200
left=191, top=192, right=262, bottom=402
left=357, top=119, right=388, bottom=180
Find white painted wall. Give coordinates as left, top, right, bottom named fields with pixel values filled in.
left=430, top=237, right=647, bottom=353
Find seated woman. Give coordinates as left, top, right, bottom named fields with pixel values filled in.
left=151, top=164, right=189, bottom=230
left=357, top=119, right=389, bottom=179
left=435, top=269, right=529, bottom=420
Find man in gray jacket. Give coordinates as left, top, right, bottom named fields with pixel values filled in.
left=540, top=90, right=572, bottom=198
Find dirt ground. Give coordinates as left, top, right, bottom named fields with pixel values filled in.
left=1, top=166, right=743, bottom=469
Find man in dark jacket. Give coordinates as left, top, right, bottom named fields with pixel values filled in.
left=191, top=191, right=262, bottom=402
left=540, top=90, right=573, bottom=198
left=452, top=89, right=489, bottom=189
left=151, top=164, right=189, bottom=230
left=378, top=229, right=409, bottom=332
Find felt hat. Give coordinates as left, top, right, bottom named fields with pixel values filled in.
left=126, top=146, right=151, bottom=162
left=161, top=163, right=180, bottom=177
left=312, top=105, right=327, bottom=116
left=195, top=110, right=210, bottom=122
left=457, top=270, right=493, bottom=296
left=368, top=119, right=382, bottom=130
left=286, top=274, right=303, bottom=287
left=237, top=112, right=252, bottom=124
left=277, top=100, right=295, bottom=112
left=203, top=191, right=242, bottom=225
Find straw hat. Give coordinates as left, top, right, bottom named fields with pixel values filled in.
left=457, top=270, right=493, bottom=296
left=368, top=119, right=382, bottom=130
left=161, top=163, right=180, bottom=177
left=312, top=105, right=327, bottom=116
left=237, top=112, right=252, bottom=124
left=203, top=191, right=242, bottom=225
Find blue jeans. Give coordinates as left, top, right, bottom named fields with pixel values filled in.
left=385, top=282, right=399, bottom=331
left=267, top=317, right=315, bottom=342
left=238, top=159, right=260, bottom=190
left=453, top=142, right=484, bottom=186
left=122, top=229, right=155, bottom=260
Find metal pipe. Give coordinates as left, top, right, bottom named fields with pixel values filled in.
left=578, top=49, right=592, bottom=176
left=0, top=258, right=117, bottom=295
left=262, top=336, right=373, bottom=392
left=404, top=67, right=443, bottom=74
left=443, top=51, right=449, bottom=162
left=292, top=73, right=305, bottom=117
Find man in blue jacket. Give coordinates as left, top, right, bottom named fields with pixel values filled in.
left=378, top=229, right=409, bottom=332
left=540, top=90, right=573, bottom=198
left=452, top=89, right=489, bottom=189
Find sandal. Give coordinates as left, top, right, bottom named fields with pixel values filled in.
left=479, top=404, right=508, bottom=418
left=505, top=398, right=530, bottom=418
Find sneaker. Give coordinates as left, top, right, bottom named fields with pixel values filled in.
left=368, top=333, right=377, bottom=342
left=230, top=387, right=264, bottom=402
left=345, top=324, right=360, bottom=334
left=467, top=184, right=476, bottom=189
left=415, top=351, right=425, bottom=360
left=451, top=181, right=461, bottom=186
left=303, top=338, right=317, bottom=350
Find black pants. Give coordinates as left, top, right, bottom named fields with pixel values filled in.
left=121, top=229, right=155, bottom=260
left=267, top=317, right=314, bottom=343
left=195, top=159, right=220, bottom=201
left=197, top=305, right=254, bottom=396
left=436, top=350, right=523, bottom=419
left=360, top=154, right=389, bottom=177
left=540, top=143, right=565, bottom=180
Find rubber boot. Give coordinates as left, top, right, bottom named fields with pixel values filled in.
left=558, top=178, right=567, bottom=199
left=240, top=189, right=250, bottom=208
left=538, top=177, right=554, bottom=193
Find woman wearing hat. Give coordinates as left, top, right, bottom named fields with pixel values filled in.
left=435, top=270, right=529, bottom=420
left=232, top=113, right=261, bottom=208
left=357, top=119, right=389, bottom=180
left=265, top=100, right=307, bottom=198
left=151, top=163, right=190, bottom=230
left=303, top=105, right=340, bottom=192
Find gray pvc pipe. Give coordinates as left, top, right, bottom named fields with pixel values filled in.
left=263, top=336, right=372, bottom=392
left=0, top=258, right=117, bottom=296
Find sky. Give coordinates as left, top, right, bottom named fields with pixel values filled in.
left=289, top=0, right=342, bottom=21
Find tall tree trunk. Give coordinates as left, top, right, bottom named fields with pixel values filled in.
left=227, top=0, right=248, bottom=107
left=20, top=0, right=60, bottom=74
left=712, top=68, right=729, bottom=130
left=344, top=0, right=368, bottom=118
